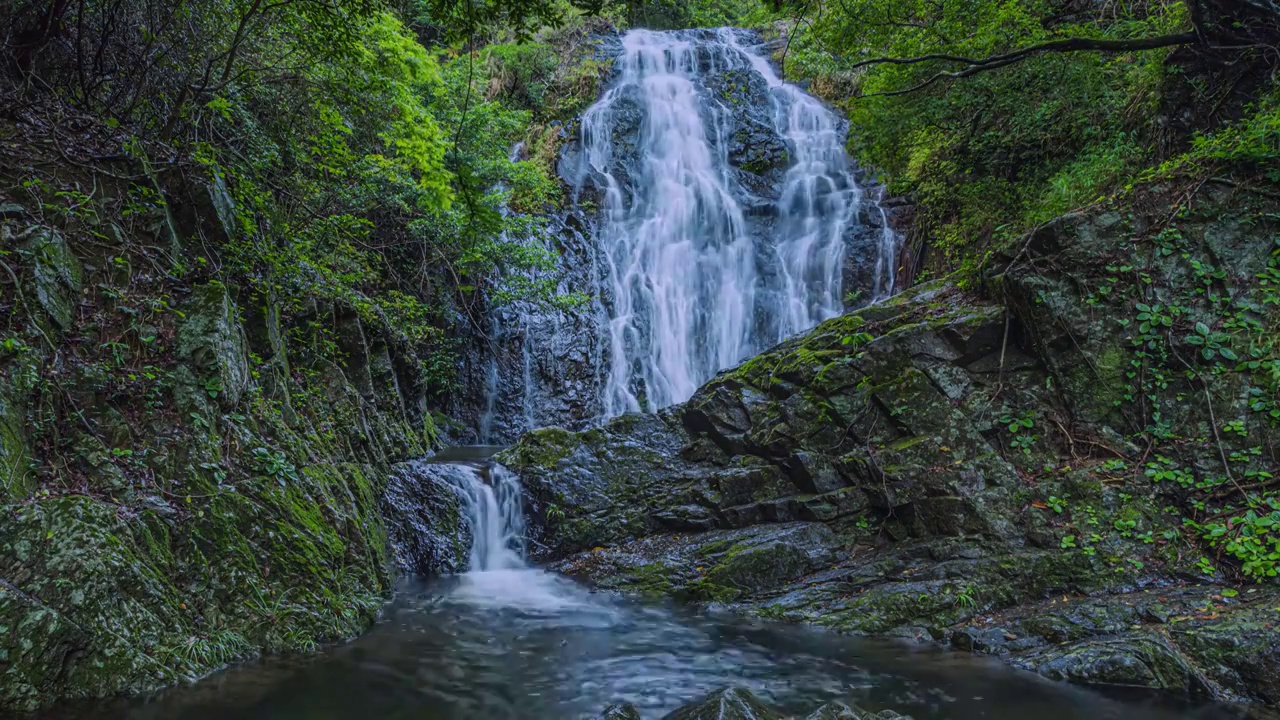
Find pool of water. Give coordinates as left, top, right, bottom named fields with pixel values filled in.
left=49, top=569, right=1251, bottom=720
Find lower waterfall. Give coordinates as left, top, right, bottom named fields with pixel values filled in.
left=448, top=463, right=527, bottom=572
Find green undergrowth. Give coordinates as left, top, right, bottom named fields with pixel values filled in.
left=769, top=0, right=1279, bottom=283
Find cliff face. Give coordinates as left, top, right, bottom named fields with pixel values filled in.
left=0, top=188, right=466, bottom=711
left=499, top=181, right=1280, bottom=705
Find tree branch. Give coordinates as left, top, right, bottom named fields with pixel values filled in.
left=857, top=31, right=1200, bottom=98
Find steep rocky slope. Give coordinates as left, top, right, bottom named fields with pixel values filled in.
left=499, top=181, right=1280, bottom=706
left=0, top=197, right=466, bottom=711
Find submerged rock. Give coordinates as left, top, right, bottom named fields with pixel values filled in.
left=804, top=702, right=910, bottom=720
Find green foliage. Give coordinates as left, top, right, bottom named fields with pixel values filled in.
left=252, top=447, right=300, bottom=486
left=612, top=0, right=764, bottom=29
left=1153, top=92, right=1280, bottom=181
left=782, top=0, right=1185, bottom=260
left=1189, top=496, right=1280, bottom=578
left=999, top=412, right=1037, bottom=454
left=775, top=0, right=1276, bottom=277
left=1185, top=321, right=1237, bottom=362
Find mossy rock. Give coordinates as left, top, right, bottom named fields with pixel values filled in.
left=176, top=281, right=250, bottom=411
left=20, top=226, right=82, bottom=334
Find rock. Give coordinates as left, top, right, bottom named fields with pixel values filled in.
left=662, top=687, right=781, bottom=720
left=600, top=703, right=642, bottom=720
left=0, top=214, right=445, bottom=712
left=176, top=281, right=251, bottom=411
left=658, top=691, right=911, bottom=720
left=20, top=226, right=82, bottom=333
left=502, top=183, right=1280, bottom=708
left=1018, top=634, right=1202, bottom=693
left=208, top=170, right=237, bottom=241
left=805, top=702, right=911, bottom=719
left=701, top=523, right=838, bottom=594
left=0, top=380, right=31, bottom=499
left=381, top=460, right=470, bottom=575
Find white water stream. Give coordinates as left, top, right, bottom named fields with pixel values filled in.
left=580, top=29, right=881, bottom=416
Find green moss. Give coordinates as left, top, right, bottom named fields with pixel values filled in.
left=619, top=561, right=676, bottom=596
left=693, top=538, right=739, bottom=557
left=507, top=426, right=582, bottom=470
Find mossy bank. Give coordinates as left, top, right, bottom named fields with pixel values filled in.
left=0, top=196, right=470, bottom=711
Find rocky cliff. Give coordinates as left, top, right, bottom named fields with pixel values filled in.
left=0, top=196, right=465, bottom=711
left=499, top=181, right=1280, bottom=706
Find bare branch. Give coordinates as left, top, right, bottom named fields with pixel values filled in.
left=857, top=31, right=1200, bottom=98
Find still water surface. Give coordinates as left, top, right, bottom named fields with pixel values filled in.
left=51, top=568, right=1250, bottom=720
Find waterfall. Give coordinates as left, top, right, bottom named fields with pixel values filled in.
left=449, top=464, right=527, bottom=572
left=579, top=29, right=871, bottom=416
left=467, top=28, right=899, bottom=440
left=725, top=30, right=859, bottom=338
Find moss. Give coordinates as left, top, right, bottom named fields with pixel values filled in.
left=0, top=271, right=433, bottom=712
left=0, top=386, right=30, bottom=499
left=507, top=426, right=582, bottom=470
left=678, top=577, right=742, bottom=604
left=693, top=537, right=739, bottom=557
left=619, top=561, right=676, bottom=597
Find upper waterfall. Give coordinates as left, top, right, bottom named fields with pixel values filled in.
left=462, top=27, right=898, bottom=442
left=578, top=28, right=876, bottom=416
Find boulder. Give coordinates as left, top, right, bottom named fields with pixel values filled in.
left=805, top=702, right=911, bottom=719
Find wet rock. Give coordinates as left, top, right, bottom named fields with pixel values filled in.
left=381, top=461, right=470, bottom=575
left=12, top=225, right=82, bottom=333
left=600, top=703, right=642, bottom=720
left=0, top=203, right=27, bottom=219
left=1017, top=634, right=1203, bottom=693
left=805, top=702, right=912, bottom=719
left=662, top=687, right=780, bottom=720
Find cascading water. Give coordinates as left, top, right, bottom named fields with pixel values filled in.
left=578, top=28, right=889, bottom=416
left=465, top=27, right=899, bottom=440
left=582, top=31, right=756, bottom=415
left=726, top=31, right=862, bottom=338
left=449, top=464, right=527, bottom=572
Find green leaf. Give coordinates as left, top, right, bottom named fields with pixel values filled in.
left=1196, top=322, right=1210, bottom=336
